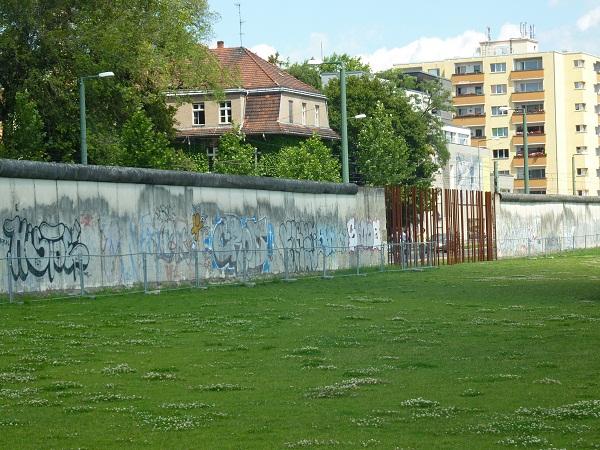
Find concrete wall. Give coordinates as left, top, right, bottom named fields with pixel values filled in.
left=496, top=193, right=600, bottom=257
left=0, top=160, right=385, bottom=294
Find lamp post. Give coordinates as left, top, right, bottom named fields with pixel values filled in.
left=308, top=60, right=349, bottom=183
left=500, top=106, right=528, bottom=194
left=79, top=71, right=114, bottom=165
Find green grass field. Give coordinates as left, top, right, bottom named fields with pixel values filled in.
left=1, top=251, right=599, bottom=449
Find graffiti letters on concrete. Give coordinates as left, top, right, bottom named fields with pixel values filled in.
left=140, top=206, right=193, bottom=262
left=206, top=215, right=274, bottom=274
left=279, top=220, right=345, bottom=271
left=3, top=216, right=90, bottom=282
left=347, top=218, right=382, bottom=252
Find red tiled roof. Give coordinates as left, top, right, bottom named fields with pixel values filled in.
left=210, top=46, right=322, bottom=94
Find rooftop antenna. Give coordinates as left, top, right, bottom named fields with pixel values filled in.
left=235, top=3, right=244, bottom=47
left=486, top=26, right=491, bottom=42
left=520, top=22, right=527, bottom=39
left=530, top=24, right=535, bottom=39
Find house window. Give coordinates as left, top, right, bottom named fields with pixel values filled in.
left=491, top=84, right=507, bottom=94
left=490, top=62, right=506, bottom=73
left=576, top=124, right=587, bottom=132
left=492, top=127, right=508, bottom=138
left=492, top=106, right=508, bottom=116
left=288, top=100, right=293, bottom=123
left=577, top=168, right=588, bottom=176
left=574, top=59, right=584, bottom=68
left=515, top=58, right=543, bottom=71
left=516, top=81, right=543, bottom=92
left=301, top=103, right=306, bottom=125
left=219, top=101, right=232, bottom=124
left=192, top=103, right=205, bottom=126
left=493, top=149, right=509, bottom=159
left=574, top=81, right=586, bottom=89
left=314, top=105, right=320, bottom=127
left=575, top=103, right=586, bottom=111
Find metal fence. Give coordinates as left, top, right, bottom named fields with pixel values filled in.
left=1, top=235, right=598, bottom=304
left=0, top=242, right=438, bottom=304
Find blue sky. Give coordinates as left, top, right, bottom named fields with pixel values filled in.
left=209, top=0, right=600, bottom=71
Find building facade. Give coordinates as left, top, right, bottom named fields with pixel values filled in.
left=394, top=38, right=600, bottom=196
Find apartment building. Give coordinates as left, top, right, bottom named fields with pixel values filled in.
left=394, top=38, right=600, bottom=195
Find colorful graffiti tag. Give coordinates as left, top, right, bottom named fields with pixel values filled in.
left=2, top=216, right=90, bottom=282
left=206, top=215, right=275, bottom=274
left=347, top=218, right=382, bottom=252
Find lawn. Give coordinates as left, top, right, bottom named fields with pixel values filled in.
left=0, top=251, right=599, bottom=449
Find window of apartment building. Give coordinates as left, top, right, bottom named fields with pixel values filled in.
left=576, top=168, right=588, bottom=176
left=517, top=146, right=545, bottom=156
left=455, top=63, right=482, bottom=74
left=516, top=81, right=543, bottom=92
left=576, top=146, right=588, bottom=154
left=456, top=86, right=483, bottom=96
left=301, top=103, right=307, bottom=125
left=219, top=101, right=232, bottom=124
left=574, top=81, right=586, bottom=89
left=575, top=103, right=586, bottom=111
left=515, top=58, right=543, bottom=71
left=492, top=127, right=508, bottom=138
left=517, top=103, right=544, bottom=113
left=288, top=101, right=293, bottom=123
left=493, top=149, right=509, bottom=159
left=472, top=128, right=484, bottom=138
left=517, top=167, right=545, bottom=179
left=573, top=59, right=584, bottom=68
left=428, top=68, right=440, bottom=76
left=498, top=170, right=510, bottom=176
left=490, top=62, right=506, bottom=73
left=314, top=105, right=320, bottom=127
left=491, top=84, right=507, bottom=94
left=192, top=103, right=205, bottom=126
left=575, top=124, right=587, bottom=132
left=578, top=190, right=589, bottom=196
left=492, top=106, right=508, bottom=116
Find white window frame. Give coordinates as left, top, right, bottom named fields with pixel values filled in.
left=192, top=102, right=205, bottom=126
left=493, top=149, right=509, bottom=159
left=574, top=81, right=586, bottom=89
left=492, top=127, right=508, bottom=138
left=491, top=84, right=507, bottom=95
left=219, top=101, right=232, bottom=124
left=301, top=103, right=307, bottom=125
left=576, top=146, right=588, bottom=154
left=492, top=106, right=508, bottom=116
left=576, top=124, right=587, bottom=132
left=314, top=105, right=320, bottom=127
left=490, top=62, right=506, bottom=73
left=288, top=100, right=293, bottom=123
left=575, top=103, right=586, bottom=111
left=576, top=168, right=588, bottom=176
left=574, top=59, right=584, bottom=68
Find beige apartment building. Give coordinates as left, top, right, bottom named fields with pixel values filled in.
left=394, top=38, right=600, bottom=195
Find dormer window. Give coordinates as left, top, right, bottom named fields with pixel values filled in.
left=219, top=101, right=232, bottom=124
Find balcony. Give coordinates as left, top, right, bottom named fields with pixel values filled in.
left=453, top=114, right=486, bottom=126
left=453, top=94, right=485, bottom=106
left=512, top=133, right=546, bottom=145
left=511, top=91, right=545, bottom=102
left=514, top=178, right=547, bottom=189
left=452, top=72, right=485, bottom=84
left=513, top=153, right=547, bottom=167
left=510, top=69, right=544, bottom=80
left=510, top=110, right=546, bottom=124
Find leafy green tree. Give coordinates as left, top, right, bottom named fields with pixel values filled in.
left=260, top=134, right=341, bottom=182
left=357, top=102, right=413, bottom=186
left=213, top=125, right=257, bottom=175
left=0, top=0, right=223, bottom=164
left=0, top=89, right=48, bottom=161
left=285, top=61, right=322, bottom=90
left=323, top=69, right=450, bottom=186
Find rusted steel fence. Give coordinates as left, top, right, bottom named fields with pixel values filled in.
left=385, top=186, right=496, bottom=265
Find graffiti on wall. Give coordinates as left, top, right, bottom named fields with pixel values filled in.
left=206, top=215, right=274, bottom=274
left=2, top=216, right=90, bottom=282
left=279, top=220, right=346, bottom=271
left=139, top=206, right=193, bottom=263
left=347, top=218, right=382, bottom=252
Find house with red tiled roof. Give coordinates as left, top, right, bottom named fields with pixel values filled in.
left=167, top=42, right=339, bottom=153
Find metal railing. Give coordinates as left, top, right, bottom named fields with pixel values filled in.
left=0, top=243, right=439, bottom=303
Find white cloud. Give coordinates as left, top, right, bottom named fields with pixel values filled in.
left=577, top=6, right=600, bottom=31
left=250, top=44, right=278, bottom=60
left=359, top=30, right=485, bottom=72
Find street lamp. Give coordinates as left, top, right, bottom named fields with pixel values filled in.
left=308, top=59, right=349, bottom=183
left=500, top=106, right=529, bottom=194
left=79, top=71, right=114, bottom=165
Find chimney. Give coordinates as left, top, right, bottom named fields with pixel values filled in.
left=217, top=41, right=224, bottom=49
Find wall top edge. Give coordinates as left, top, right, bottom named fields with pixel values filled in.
left=0, top=159, right=359, bottom=196
left=499, top=193, right=600, bottom=204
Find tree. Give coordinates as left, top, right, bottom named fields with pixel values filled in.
left=213, top=125, right=257, bottom=176
left=323, top=68, right=450, bottom=186
left=357, top=102, right=413, bottom=186
left=0, top=89, right=48, bottom=161
left=260, top=134, right=341, bottom=182
left=285, top=61, right=322, bottom=90
left=0, top=0, right=224, bottom=164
